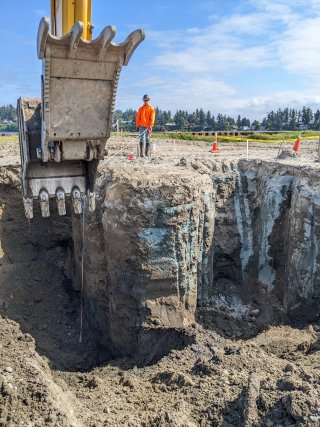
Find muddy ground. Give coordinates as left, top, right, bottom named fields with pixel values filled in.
left=0, top=138, right=320, bottom=427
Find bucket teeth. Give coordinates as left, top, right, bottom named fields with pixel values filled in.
left=19, top=17, right=145, bottom=220
left=68, top=22, right=84, bottom=58
left=88, top=192, right=96, bottom=212
left=56, top=188, right=66, bottom=216
left=97, top=26, right=116, bottom=61
left=23, top=197, right=33, bottom=220
left=72, top=187, right=82, bottom=215
left=39, top=190, right=50, bottom=217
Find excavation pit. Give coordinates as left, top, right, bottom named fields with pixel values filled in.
left=1, top=138, right=320, bottom=426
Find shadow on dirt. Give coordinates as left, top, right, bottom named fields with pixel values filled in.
left=0, top=184, right=194, bottom=371
left=0, top=184, right=105, bottom=371
left=196, top=180, right=320, bottom=341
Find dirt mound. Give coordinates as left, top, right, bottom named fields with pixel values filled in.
left=277, top=149, right=299, bottom=159
left=1, top=140, right=320, bottom=426
left=1, top=317, right=320, bottom=426
left=0, top=317, right=81, bottom=427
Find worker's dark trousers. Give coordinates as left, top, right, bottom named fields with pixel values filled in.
left=139, top=126, right=150, bottom=157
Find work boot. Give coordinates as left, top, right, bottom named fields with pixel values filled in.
left=145, top=144, right=150, bottom=157
left=140, top=143, right=144, bottom=157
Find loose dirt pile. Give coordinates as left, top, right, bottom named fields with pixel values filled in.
left=0, top=139, right=320, bottom=426
left=277, top=149, right=299, bottom=160
left=1, top=316, right=320, bottom=426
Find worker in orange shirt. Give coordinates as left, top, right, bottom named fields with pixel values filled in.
left=136, top=94, right=155, bottom=157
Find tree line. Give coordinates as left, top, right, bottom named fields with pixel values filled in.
left=1, top=103, right=320, bottom=132
left=114, top=108, right=251, bottom=132
left=0, top=104, right=17, bottom=131
left=114, top=106, right=320, bottom=132
left=0, top=104, right=16, bottom=122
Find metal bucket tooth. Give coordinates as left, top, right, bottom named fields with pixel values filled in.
left=88, top=191, right=96, bottom=212
left=97, top=26, right=116, bottom=61
left=56, top=188, right=66, bottom=216
left=39, top=190, right=50, bottom=218
left=72, top=187, right=82, bottom=215
left=23, top=197, right=33, bottom=220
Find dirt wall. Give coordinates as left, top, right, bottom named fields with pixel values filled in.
left=72, top=156, right=320, bottom=349
left=74, top=162, right=215, bottom=357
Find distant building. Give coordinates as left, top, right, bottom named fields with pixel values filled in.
left=299, top=124, right=309, bottom=130
left=165, top=122, right=177, bottom=129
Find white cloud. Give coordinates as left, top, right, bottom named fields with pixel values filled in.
left=117, top=70, right=320, bottom=120
left=116, top=0, right=320, bottom=118
left=278, top=17, right=320, bottom=76
left=152, top=43, right=274, bottom=74
left=251, top=0, right=298, bottom=21
left=228, top=90, right=320, bottom=119
left=117, top=73, right=235, bottom=111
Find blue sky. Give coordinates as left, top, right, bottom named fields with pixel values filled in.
left=1, top=0, right=320, bottom=119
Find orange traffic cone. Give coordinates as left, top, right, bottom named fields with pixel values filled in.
left=212, top=133, right=219, bottom=153
left=293, top=137, right=301, bottom=152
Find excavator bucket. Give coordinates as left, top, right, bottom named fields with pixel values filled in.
left=18, top=17, right=144, bottom=219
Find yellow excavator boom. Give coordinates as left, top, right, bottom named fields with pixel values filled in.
left=51, top=0, right=92, bottom=40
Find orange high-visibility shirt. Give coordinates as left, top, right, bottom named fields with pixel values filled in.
left=136, top=105, right=155, bottom=128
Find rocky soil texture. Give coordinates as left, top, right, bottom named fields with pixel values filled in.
left=0, top=138, right=320, bottom=426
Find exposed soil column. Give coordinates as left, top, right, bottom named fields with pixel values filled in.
left=284, top=179, right=320, bottom=311
left=100, top=163, right=215, bottom=356
left=237, top=160, right=320, bottom=316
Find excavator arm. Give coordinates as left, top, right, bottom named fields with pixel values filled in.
left=51, top=0, right=93, bottom=41
left=18, top=0, right=144, bottom=218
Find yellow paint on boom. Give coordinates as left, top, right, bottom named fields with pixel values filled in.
left=62, top=0, right=75, bottom=36
left=50, top=0, right=92, bottom=40
left=75, top=0, right=92, bottom=40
